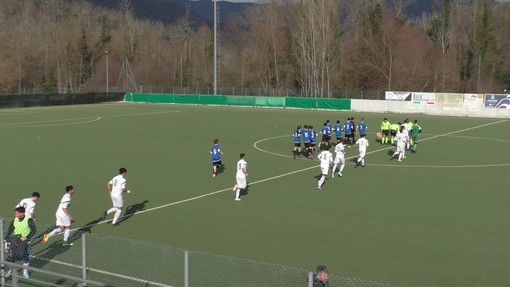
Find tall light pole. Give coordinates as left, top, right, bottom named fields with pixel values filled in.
left=105, top=50, right=109, bottom=93
left=213, top=0, right=218, bottom=95
left=18, top=56, right=21, bottom=94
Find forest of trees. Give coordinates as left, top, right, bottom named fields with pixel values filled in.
left=0, top=0, right=509, bottom=97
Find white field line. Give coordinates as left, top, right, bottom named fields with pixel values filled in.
left=365, top=162, right=510, bottom=168
left=77, top=119, right=507, bottom=230
left=0, top=110, right=180, bottom=128
left=28, top=255, right=173, bottom=287
left=55, top=119, right=504, bottom=284
left=0, top=117, right=101, bottom=127
left=254, top=120, right=508, bottom=160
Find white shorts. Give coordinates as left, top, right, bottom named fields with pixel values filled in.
left=56, top=214, right=71, bottom=227
left=396, top=143, right=405, bottom=153
left=358, top=150, right=366, bottom=158
left=320, top=165, right=329, bottom=175
left=111, top=194, right=124, bottom=208
left=334, top=156, right=345, bottom=164
left=236, top=176, right=247, bottom=189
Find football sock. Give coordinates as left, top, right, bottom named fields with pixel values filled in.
left=339, top=164, right=345, bottom=172
left=47, top=228, right=60, bottom=238
left=235, top=189, right=241, bottom=199
left=112, top=209, right=121, bottom=224
left=107, top=207, right=117, bottom=214
left=63, top=229, right=70, bottom=242
left=318, top=175, right=325, bottom=187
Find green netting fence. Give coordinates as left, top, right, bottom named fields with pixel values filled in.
left=124, top=93, right=351, bottom=110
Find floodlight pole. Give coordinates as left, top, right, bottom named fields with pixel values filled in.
left=105, top=50, right=109, bottom=94
left=213, top=0, right=218, bottom=95
left=18, top=57, right=21, bottom=95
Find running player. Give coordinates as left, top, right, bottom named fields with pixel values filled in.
left=332, top=138, right=346, bottom=178
left=210, top=139, right=223, bottom=177
left=354, top=134, right=369, bottom=167
left=317, top=147, right=333, bottom=190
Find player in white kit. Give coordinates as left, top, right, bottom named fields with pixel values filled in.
left=43, top=186, right=76, bottom=246
left=391, top=127, right=409, bottom=161
left=16, top=192, right=41, bottom=220
left=317, top=148, right=333, bottom=190
left=332, top=139, right=346, bottom=178
left=355, top=134, right=369, bottom=167
left=101, top=167, right=129, bottom=226
left=234, top=154, right=248, bottom=201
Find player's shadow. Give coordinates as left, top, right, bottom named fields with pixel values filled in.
left=30, top=239, right=76, bottom=271
left=387, top=149, right=395, bottom=157
left=116, top=200, right=149, bottom=224
left=217, top=164, right=226, bottom=175
left=299, top=151, right=309, bottom=158
left=313, top=174, right=328, bottom=187
left=30, top=217, right=100, bottom=271
left=240, top=185, right=250, bottom=197
left=68, top=218, right=103, bottom=242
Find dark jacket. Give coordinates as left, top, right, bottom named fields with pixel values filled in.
left=4, top=216, right=37, bottom=241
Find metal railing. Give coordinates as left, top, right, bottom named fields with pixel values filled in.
left=1, top=259, right=109, bottom=287
left=2, top=215, right=393, bottom=287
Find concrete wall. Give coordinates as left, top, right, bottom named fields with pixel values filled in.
left=351, top=99, right=510, bottom=119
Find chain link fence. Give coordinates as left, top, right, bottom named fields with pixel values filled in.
left=1, top=87, right=385, bottom=100
left=1, top=219, right=393, bottom=287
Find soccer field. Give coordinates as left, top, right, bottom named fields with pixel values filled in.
left=1, top=102, right=509, bottom=287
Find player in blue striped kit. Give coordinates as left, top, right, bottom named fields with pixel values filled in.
left=210, top=139, right=223, bottom=177
left=292, top=125, right=302, bottom=159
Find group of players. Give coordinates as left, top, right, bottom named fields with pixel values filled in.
left=209, top=116, right=421, bottom=195
left=380, top=118, right=422, bottom=161
left=293, top=117, right=422, bottom=190
left=292, top=117, right=368, bottom=160
left=210, top=139, right=248, bottom=201
left=290, top=118, right=370, bottom=190
left=3, top=168, right=131, bottom=279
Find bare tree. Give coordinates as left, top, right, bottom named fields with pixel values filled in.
left=292, top=0, right=342, bottom=97
left=241, top=0, right=291, bottom=92
left=119, top=0, right=139, bottom=60
left=1, top=0, right=509, bottom=94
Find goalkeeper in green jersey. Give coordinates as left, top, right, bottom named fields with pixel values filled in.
left=411, top=120, right=422, bottom=153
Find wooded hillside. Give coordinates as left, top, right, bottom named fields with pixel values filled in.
left=0, top=0, right=509, bottom=96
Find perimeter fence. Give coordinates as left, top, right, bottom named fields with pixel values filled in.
left=1, top=219, right=393, bottom=287
left=1, top=87, right=385, bottom=100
